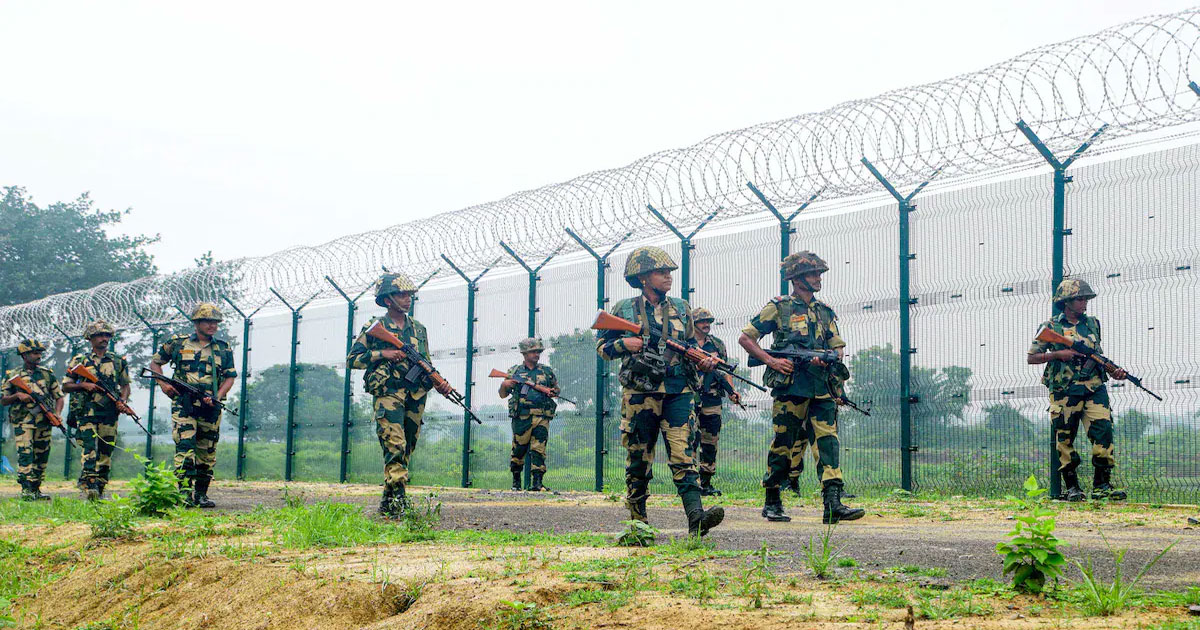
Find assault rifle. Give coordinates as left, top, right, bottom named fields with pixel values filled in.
left=591, top=310, right=767, bottom=393
left=1035, top=327, right=1162, bottom=401
left=365, top=321, right=482, bottom=424
left=6, top=375, right=79, bottom=445
left=140, top=368, right=240, bottom=418
left=747, top=346, right=871, bottom=415
left=713, top=373, right=747, bottom=411
left=488, top=369, right=578, bottom=405
left=68, top=364, right=151, bottom=436
left=834, top=393, right=871, bottom=416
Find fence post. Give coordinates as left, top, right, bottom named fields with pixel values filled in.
left=50, top=323, right=78, bottom=479
left=645, top=205, right=721, bottom=301
left=565, top=228, right=634, bottom=491
left=441, top=255, right=497, bottom=488
left=861, top=158, right=942, bottom=493
left=0, top=350, right=8, bottom=456
left=409, top=269, right=441, bottom=317
left=132, top=310, right=165, bottom=461
left=268, top=288, right=320, bottom=482
left=747, top=182, right=824, bottom=294
left=325, top=277, right=371, bottom=484
left=1015, top=119, right=1107, bottom=498
left=219, top=296, right=262, bottom=481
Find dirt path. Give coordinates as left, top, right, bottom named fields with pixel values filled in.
left=7, top=480, right=1200, bottom=589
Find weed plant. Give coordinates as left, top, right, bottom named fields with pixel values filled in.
left=88, top=496, right=136, bottom=539
left=1072, top=531, right=1177, bottom=616
left=995, top=475, right=1066, bottom=593
left=128, top=457, right=183, bottom=516
left=802, top=523, right=846, bottom=579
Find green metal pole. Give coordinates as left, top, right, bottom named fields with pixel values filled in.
left=861, top=158, right=941, bottom=493
left=442, top=255, right=496, bottom=488
left=220, top=296, right=259, bottom=481
left=269, top=288, right=301, bottom=482
left=747, top=182, right=823, bottom=295
left=0, top=351, right=8, bottom=455
left=325, top=277, right=368, bottom=484
left=51, top=324, right=77, bottom=480
left=1016, top=120, right=1106, bottom=498
left=133, top=310, right=160, bottom=461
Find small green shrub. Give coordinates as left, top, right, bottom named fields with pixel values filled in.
left=88, top=495, right=136, bottom=539
left=487, top=600, right=554, bottom=630
left=995, top=475, right=1065, bottom=593
left=1073, top=531, right=1177, bottom=616
left=615, top=520, right=657, bottom=547
left=129, top=457, right=183, bottom=516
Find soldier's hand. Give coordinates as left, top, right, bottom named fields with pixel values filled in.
left=434, top=380, right=454, bottom=396
left=696, top=355, right=717, bottom=372
left=729, top=392, right=742, bottom=405
left=502, top=379, right=519, bottom=389
left=14, top=392, right=33, bottom=404
left=81, top=382, right=101, bottom=393
left=767, top=357, right=793, bottom=374
left=621, top=337, right=644, bottom=354
left=159, top=383, right=178, bottom=399
left=380, top=349, right=405, bottom=361
left=1112, top=368, right=1128, bottom=380
left=810, top=357, right=827, bottom=368
left=1055, top=349, right=1084, bottom=361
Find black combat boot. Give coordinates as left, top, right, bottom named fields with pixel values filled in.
left=699, top=475, right=722, bottom=497
left=511, top=471, right=522, bottom=491
left=682, top=489, right=724, bottom=537
left=1091, top=466, right=1127, bottom=501
left=19, top=481, right=35, bottom=502
left=762, top=487, right=791, bottom=522
left=1060, top=469, right=1085, bottom=502
left=84, top=481, right=101, bottom=502
left=30, top=482, right=51, bottom=501
left=822, top=484, right=864, bottom=524
left=193, top=477, right=216, bottom=509
left=785, top=476, right=803, bottom=498
left=530, top=471, right=547, bottom=492
left=377, top=486, right=396, bottom=517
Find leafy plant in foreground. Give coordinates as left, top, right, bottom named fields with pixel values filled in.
left=995, top=475, right=1066, bottom=594
left=1073, top=531, right=1177, bottom=616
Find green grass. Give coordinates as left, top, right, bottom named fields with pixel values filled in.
left=0, top=539, right=72, bottom=626
left=890, top=564, right=948, bottom=578
left=849, top=584, right=909, bottom=608
left=915, top=587, right=993, bottom=619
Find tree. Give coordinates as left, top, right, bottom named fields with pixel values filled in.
left=983, top=403, right=1036, bottom=443
left=0, top=186, right=159, bottom=306
left=1117, top=409, right=1155, bottom=443
left=545, top=329, right=619, bottom=416
left=235, top=362, right=370, bottom=443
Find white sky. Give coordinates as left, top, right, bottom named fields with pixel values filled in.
left=2, top=0, right=1195, bottom=274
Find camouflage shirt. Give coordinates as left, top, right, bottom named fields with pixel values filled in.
left=63, top=351, right=131, bottom=419
left=151, top=334, right=237, bottom=398
left=1029, top=313, right=1106, bottom=395
left=743, top=294, right=846, bottom=398
left=505, top=363, right=559, bottom=417
left=694, top=334, right=730, bottom=406
left=596, top=295, right=699, bottom=394
left=2, top=365, right=63, bottom=426
left=347, top=314, right=430, bottom=397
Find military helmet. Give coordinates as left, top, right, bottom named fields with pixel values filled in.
left=83, top=319, right=116, bottom=338
left=190, top=302, right=224, bottom=322
left=623, top=246, right=678, bottom=288
left=691, top=307, right=716, bottom=323
left=374, top=272, right=418, bottom=307
left=16, top=339, right=46, bottom=355
left=1053, top=278, right=1097, bottom=303
left=780, top=251, right=830, bottom=280
left=518, top=337, right=545, bottom=353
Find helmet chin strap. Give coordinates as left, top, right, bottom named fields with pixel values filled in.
left=794, top=275, right=817, bottom=294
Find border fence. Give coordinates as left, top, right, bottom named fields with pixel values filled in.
left=2, top=8, right=1199, bottom=503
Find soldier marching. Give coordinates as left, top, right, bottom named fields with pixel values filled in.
left=499, top=337, right=560, bottom=492
left=1, top=339, right=64, bottom=501
left=61, top=320, right=131, bottom=501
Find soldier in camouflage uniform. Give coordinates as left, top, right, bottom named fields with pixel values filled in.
left=1, top=339, right=64, bottom=501
left=1028, top=279, right=1128, bottom=502
left=596, top=246, right=725, bottom=537
left=150, top=303, right=237, bottom=508
left=739, top=251, right=864, bottom=524
left=499, top=337, right=559, bottom=492
left=348, top=272, right=452, bottom=518
left=62, top=320, right=130, bottom=501
left=688, top=307, right=741, bottom=496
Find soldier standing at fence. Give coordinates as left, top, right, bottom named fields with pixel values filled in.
left=348, top=272, right=453, bottom=518
left=596, top=246, right=725, bottom=537
left=739, top=251, right=864, bottom=524
left=499, top=337, right=559, bottom=492
left=1027, top=279, right=1128, bottom=502
left=688, top=307, right=740, bottom=496
left=62, top=320, right=130, bottom=501
left=150, top=303, right=237, bottom=508
left=1, top=339, right=64, bottom=501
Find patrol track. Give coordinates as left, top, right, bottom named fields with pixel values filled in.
left=24, top=481, right=1197, bottom=590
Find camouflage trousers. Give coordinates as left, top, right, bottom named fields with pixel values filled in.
left=510, top=412, right=550, bottom=473
left=13, top=421, right=52, bottom=488
left=788, top=436, right=810, bottom=482
left=374, top=389, right=427, bottom=492
left=77, top=415, right=118, bottom=488
left=1051, top=387, right=1116, bottom=472
left=763, top=395, right=842, bottom=490
left=173, top=410, right=221, bottom=484
left=621, top=391, right=700, bottom=508
left=688, top=401, right=722, bottom=479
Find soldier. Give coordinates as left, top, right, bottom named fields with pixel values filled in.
left=784, top=438, right=808, bottom=498
left=62, top=320, right=130, bottom=501
left=596, top=246, right=724, bottom=537
left=0, top=339, right=64, bottom=501
left=149, top=303, right=237, bottom=508
left=347, top=272, right=452, bottom=518
left=1028, top=279, right=1128, bottom=502
left=499, top=337, right=560, bottom=492
left=739, top=251, right=864, bottom=524
left=688, top=307, right=741, bottom=496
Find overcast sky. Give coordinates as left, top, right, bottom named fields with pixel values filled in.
left=2, top=0, right=1195, bottom=275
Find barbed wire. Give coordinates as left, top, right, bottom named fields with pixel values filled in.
left=3, top=7, right=1200, bottom=344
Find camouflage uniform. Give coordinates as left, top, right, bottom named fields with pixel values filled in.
left=506, top=339, right=558, bottom=484
left=347, top=273, right=430, bottom=512
left=688, top=308, right=730, bottom=494
left=1, top=340, right=63, bottom=498
left=597, top=246, right=724, bottom=537
left=151, top=307, right=237, bottom=490
left=62, top=321, right=130, bottom=494
left=1029, top=279, right=1123, bottom=500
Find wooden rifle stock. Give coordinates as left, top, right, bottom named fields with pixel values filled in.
left=1033, top=326, right=1162, bottom=401
left=365, top=321, right=481, bottom=423
left=488, top=369, right=577, bottom=404
left=68, top=364, right=151, bottom=435
left=7, top=376, right=77, bottom=444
